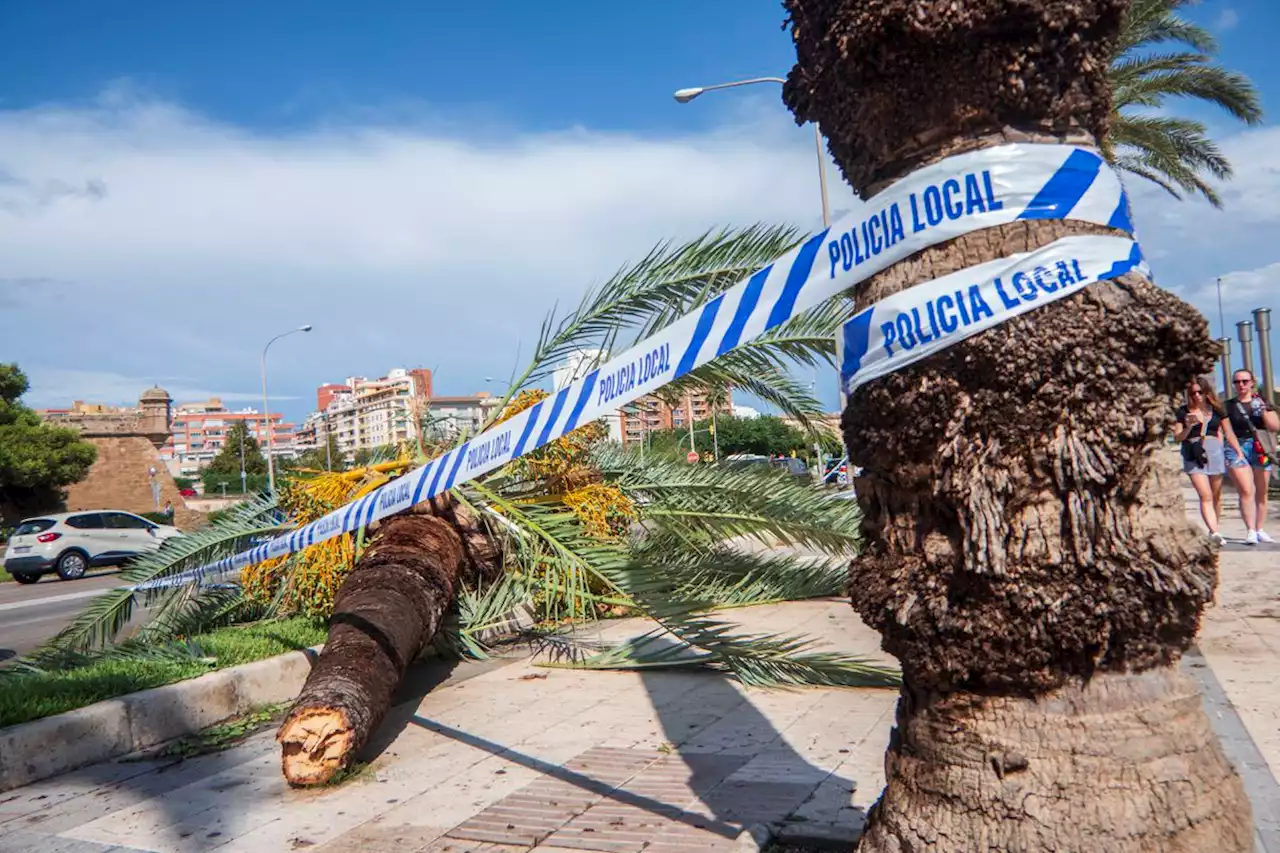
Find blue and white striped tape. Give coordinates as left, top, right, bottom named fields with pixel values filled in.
left=838, top=235, right=1147, bottom=394
left=134, top=143, right=1133, bottom=591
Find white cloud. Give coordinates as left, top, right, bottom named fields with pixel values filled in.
left=2, top=89, right=1278, bottom=417
left=18, top=367, right=295, bottom=410
left=0, top=90, right=847, bottom=416
left=1214, top=7, right=1240, bottom=32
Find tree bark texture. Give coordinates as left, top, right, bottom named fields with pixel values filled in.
left=782, top=0, right=1252, bottom=848
left=858, top=666, right=1252, bottom=852
left=277, top=498, right=499, bottom=786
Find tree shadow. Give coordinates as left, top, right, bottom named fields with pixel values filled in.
left=635, top=645, right=867, bottom=847
left=396, top=635, right=866, bottom=848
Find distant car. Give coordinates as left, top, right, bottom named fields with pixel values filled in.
left=2, top=510, right=183, bottom=584
left=179, top=488, right=197, bottom=498
left=769, top=456, right=809, bottom=478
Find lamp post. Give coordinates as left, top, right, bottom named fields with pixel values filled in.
left=674, top=77, right=832, bottom=228
left=261, top=324, right=313, bottom=492
left=238, top=424, right=247, bottom=495
left=1218, top=337, right=1233, bottom=399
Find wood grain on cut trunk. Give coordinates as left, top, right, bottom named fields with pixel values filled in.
left=783, top=0, right=1253, bottom=847
left=277, top=513, right=465, bottom=786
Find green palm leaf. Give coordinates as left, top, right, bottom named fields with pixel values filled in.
left=1107, top=0, right=1262, bottom=207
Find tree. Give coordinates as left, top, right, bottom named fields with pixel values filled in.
left=1107, top=0, right=1264, bottom=207
left=647, top=415, right=810, bottom=459
left=48, top=227, right=894, bottom=787
left=0, top=364, right=97, bottom=521
left=292, top=432, right=343, bottom=472
left=781, top=0, right=1250, bottom=848
left=201, top=421, right=267, bottom=495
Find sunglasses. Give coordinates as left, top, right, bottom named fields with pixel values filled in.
left=1233, top=379, right=1253, bottom=386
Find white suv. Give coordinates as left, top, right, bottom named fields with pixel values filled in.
left=3, top=511, right=182, bottom=584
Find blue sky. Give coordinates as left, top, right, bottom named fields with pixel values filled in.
left=2, top=0, right=1278, bottom=421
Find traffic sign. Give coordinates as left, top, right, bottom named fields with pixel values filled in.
left=687, top=451, right=700, bottom=464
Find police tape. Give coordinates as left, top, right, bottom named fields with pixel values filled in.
left=837, top=235, right=1146, bottom=394
left=134, top=143, right=1134, bottom=591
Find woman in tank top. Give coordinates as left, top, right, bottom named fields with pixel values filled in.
left=1174, top=376, right=1255, bottom=545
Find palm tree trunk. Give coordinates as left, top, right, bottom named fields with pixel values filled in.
left=277, top=500, right=498, bottom=786
left=782, top=1, right=1252, bottom=849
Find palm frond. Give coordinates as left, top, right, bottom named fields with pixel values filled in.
left=488, top=225, right=804, bottom=424
left=636, top=542, right=849, bottom=607
left=1112, top=57, right=1263, bottom=125
left=43, top=495, right=290, bottom=653
left=596, top=445, right=864, bottom=554
left=1114, top=0, right=1217, bottom=56
left=7, top=638, right=214, bottom=678
left=134, top=582, right=253, bottom=645
left=565, top=558, right=897, bottom=687
left=1106, top=0, right=1263, bottom=207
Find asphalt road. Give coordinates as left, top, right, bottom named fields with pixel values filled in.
left=0, top=570, right=132, bottom=661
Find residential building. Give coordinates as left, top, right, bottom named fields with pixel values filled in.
left=424, top=394, right=503, bottom=439
left=161, top=398, right=297, bottom=477
left=619, top=388, right=733, bottom=449
left=294, top=368, right=435, bottom=458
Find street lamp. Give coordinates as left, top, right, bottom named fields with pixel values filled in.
left=674, top=77, right=831, bottom=228
left=261, top=324, right=313, bottom=492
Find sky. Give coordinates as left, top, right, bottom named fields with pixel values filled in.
left=2, top=0, right=1279, bottom=422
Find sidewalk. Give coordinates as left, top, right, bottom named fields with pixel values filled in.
left=0, top=490, right=1275, bottom=853
left=0, top=601, right=897, bottom=853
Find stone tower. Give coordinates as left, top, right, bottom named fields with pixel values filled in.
left=138, top=386, right=174, bottom=445
left=48, top=387, right=198, bottom=528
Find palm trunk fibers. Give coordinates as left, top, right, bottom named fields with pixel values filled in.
left=277, top=513, right=466, bottom=786
left=782, top=0, right=1252, bottom=849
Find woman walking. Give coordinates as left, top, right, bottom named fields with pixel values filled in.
left=1175, top=376, right=1256, bottom=545
left=1226, top=369, right=1279, bottom=543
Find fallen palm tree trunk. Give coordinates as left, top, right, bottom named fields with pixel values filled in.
left=278, top=500, right=497, bottom=786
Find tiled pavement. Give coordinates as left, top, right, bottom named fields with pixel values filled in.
left=0, top=487, right=1276, bottom=853
left=0, top=600, right=896, bottom=853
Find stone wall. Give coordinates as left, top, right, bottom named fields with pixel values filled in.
left=63, top=437, right=202, bottom=529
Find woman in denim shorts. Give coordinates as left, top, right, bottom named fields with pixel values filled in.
left=1176, top=376, right=1256, bottom=545
left=1226, top=369, right=1280, bottom=544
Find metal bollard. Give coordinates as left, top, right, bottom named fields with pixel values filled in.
left=1218, top=337, right=1233, bottom=398
left=1237, top=320, right=1256, bottom=379
left=1254, top=308, right=1275, bottom=406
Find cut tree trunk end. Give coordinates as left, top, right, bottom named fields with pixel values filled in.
left=857, top=665, right=1251, bottom=853
left=277, top=511, right=467, bottom=786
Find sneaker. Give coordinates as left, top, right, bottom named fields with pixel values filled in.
left=1210, top=532, right=1228, bottom=546
left=1257, top=530, right=1275, bottom=544
left=1246, top=530, right=1259, bottom=546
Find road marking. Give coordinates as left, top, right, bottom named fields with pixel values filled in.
left=0, top=587, right=123, bottom=613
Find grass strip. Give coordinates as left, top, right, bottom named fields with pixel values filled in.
left=0, top=617, right=326, bottom=728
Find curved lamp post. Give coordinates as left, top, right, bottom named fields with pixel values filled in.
left=261, top=324, right=313, bottom=492
left=674, top=76, right=831, bottom=228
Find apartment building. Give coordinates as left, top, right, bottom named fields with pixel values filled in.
left=161, top=398, right=296, bottom=477
left=424, top=394, right=503, bottom=439
left=294, top=368, right=436, bottom=458
left=619, top=388, right=733, bottom=448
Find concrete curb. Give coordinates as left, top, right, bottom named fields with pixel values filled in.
left=733, top=823, right=773, bottom=851
left=0, top=646, right=318, bottom=793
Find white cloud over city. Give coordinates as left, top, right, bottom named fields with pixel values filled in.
left=2, top=87, right=1279, bottom=414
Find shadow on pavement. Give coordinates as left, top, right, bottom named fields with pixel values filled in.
left=639, top=661, right=865, bottom=845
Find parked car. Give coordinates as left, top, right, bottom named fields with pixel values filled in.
left=2, top=510, right=183, bottom=584
left=179, top=488, right=197, bottom=498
